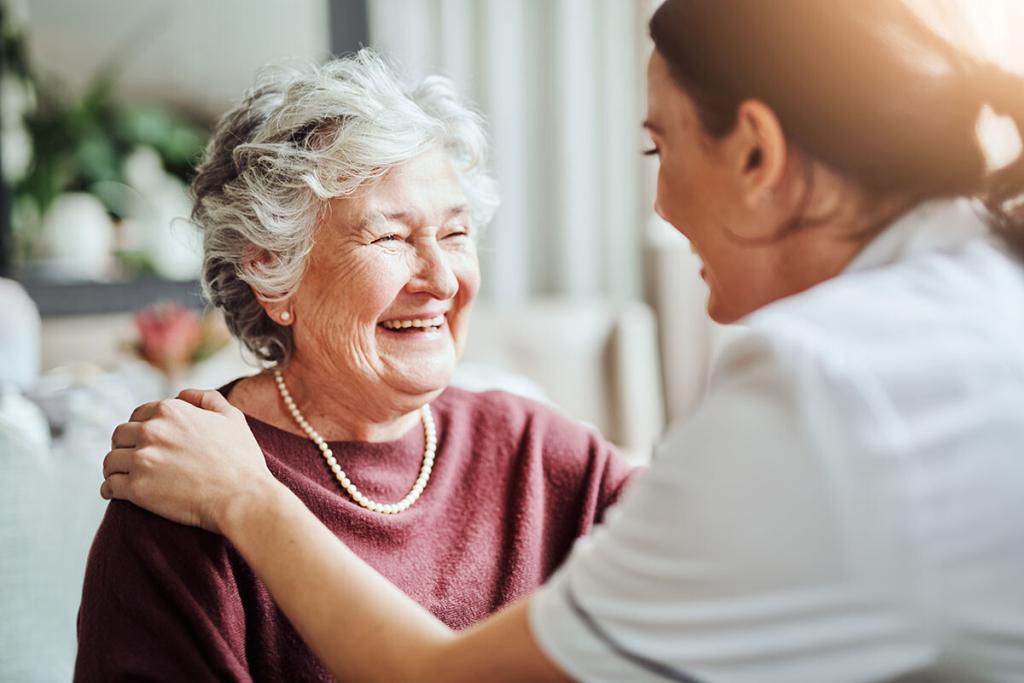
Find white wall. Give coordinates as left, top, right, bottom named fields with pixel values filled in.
left=22, top=0, right=330, bottom=118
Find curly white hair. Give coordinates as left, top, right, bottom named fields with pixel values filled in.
left=191, top=48, right=499, bottom=364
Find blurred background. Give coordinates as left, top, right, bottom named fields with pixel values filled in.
left=1, top=0, right=1022, bottom=680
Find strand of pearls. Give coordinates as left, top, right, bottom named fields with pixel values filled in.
left=273, top=369, right=436, bottom=515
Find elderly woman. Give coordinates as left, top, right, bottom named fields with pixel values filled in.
left=75, top=50, right=636, bottom=681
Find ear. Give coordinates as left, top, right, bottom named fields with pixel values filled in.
left=728, top=99, right=789, bottom=208
left=242, top=247, right=295, bottom=327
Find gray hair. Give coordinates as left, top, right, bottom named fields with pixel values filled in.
left=192, top=48, right=500, bottom=365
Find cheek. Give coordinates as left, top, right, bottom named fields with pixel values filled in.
left=447, top=239, right=480, bottom=299
left=302, top=252, right=409, bottom=327
left=456, top=252, right=481, bottom=302
left=656, top=152, right=728, bottom=249
left=655, top=159, right=691, bottom=226
left=449, top=250, right=480, bottom=345
left=655, top=171, right=672, bottom=220
left=656, top=180, right=690, bottom=244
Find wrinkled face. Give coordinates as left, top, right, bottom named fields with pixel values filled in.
left=290, top=148, right=480, bottom=404
left=645, top=50, right=764, bottom=323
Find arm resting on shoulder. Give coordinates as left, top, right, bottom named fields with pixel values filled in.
left=102, top=389, right=572, bottom=682
left=222, top=480, right=570, bottom=683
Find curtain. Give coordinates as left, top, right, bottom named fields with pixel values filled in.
left=366, top=0, right=656, bottom=303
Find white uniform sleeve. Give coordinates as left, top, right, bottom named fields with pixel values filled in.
left=529, top=329, right=920, bottom=683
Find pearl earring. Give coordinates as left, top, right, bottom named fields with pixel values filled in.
left=280, top=311, right=291, bottom=322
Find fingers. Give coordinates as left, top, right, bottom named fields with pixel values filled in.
left=103, top=447, right=135, bottom=478
left=177, top=388, right=234, bottom=414
left=111, top=421, right=142, bottom=449
left=100, top=473, right=131, bottom=501
left=129, top=401, right=162, bottom=422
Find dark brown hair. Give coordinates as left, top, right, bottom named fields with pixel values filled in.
left=650, top=0, right=1024, bottom=259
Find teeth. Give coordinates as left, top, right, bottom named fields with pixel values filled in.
left=381, top=315, right=445, bottom=330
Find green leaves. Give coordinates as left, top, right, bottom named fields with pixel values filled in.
left=16, top=74, right=207, bottom=215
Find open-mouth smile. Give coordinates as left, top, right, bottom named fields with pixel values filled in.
left=378, top=315, right=446, bottom=333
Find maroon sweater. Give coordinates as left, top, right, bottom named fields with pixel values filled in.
left=75, top=386, right=638, bottom=681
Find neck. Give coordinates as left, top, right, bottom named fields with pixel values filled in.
left=714, top=197, right=910, bottom=324
left=271, top=361, right=425, bottom=443
left=774, top=191, right=915, bottom=301
left=777, top=227, right=866, bottom=293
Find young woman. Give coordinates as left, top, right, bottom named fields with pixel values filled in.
left=100, top=1, right=1024, bottom=680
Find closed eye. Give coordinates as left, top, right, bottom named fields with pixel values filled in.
left=444, top=228, right=470, bottom=239
left=642, top=147, right=660, bottom=156
left=372, top=233, right=402, bottom=244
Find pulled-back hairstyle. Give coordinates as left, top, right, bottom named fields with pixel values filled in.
left=191, top=49, right=499, bottom=364
left=650, top=0, right=1024, bottom=258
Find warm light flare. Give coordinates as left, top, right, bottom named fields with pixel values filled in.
left=905, top=0, right=1024, bottom=72
left=906, top=0, right=1024, bottom=170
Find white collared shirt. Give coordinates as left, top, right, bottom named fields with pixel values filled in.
left=531, top=199, right=1024, bottom=682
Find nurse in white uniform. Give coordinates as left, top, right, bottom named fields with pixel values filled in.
left=101, top=0, right=1024, bottom=680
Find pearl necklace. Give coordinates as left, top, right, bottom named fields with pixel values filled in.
left=273, top=369, right=436, bottom=515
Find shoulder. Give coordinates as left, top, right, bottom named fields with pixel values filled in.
left=435, top=386, right=635, bottom=491
left=747, top=234, right=1024, bottom=362
left=435, top=386, right=601, bottom=447
left=96, top=498, right=214, bottom=540
left=87, top=499, right=234, bottom=578
left=644, top=323, right=906, bottom=546
left=736, top=237, right=1024, bottom=437
left=696, top=315, right=911, bottom=468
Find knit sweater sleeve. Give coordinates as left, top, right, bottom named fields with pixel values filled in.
left=474, top=390, right=643, bottom=537
left=543, top=413, right=643, bottom=534
left=74, top=500, right=253, bottom=682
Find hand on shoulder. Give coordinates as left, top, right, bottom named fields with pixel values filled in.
left=101, top=389, right=283, bottom=534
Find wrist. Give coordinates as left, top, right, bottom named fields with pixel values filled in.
left=217, top=474, right=292, bottom=539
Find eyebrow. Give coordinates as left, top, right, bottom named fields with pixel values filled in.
left=359, top=204, right=471, bottom=231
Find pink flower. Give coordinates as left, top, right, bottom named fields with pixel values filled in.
left=134, top=302, right=204, bottom=374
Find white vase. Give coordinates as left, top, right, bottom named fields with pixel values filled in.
left=123, top=146, right=202, bottom=281
left=37, top=192, right=115, bottom=281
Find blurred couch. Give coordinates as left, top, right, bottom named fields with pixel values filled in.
left=459, top=299, right=663, bottom=462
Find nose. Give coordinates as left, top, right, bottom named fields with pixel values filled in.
left=407, top=241, right=458, bottom=300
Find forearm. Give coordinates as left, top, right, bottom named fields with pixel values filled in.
left=104, top=391, right=564, bottom=680
left=221, top=481, right=453, bottom=682
left=102, top=393, right=565, bottom=679
left=221, top=482, right=569, bottom=682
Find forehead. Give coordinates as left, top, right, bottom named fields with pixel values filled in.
left=645, top=51, right=697, bottom=131
left=330, top=149, right=467, bottom=226
left=646, top=51, right=674, bottom=105
left=647, top=50, right=672, bottom=86
left=384, top=148, right=461, bottom=187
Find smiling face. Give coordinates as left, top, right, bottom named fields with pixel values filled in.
left=285, top=148, right=480, bottom=414
left=644, top=50, right=765, bottom=323
left=644, top=50, right=884, bottom=323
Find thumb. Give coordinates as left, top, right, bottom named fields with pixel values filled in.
left=177, top=388, right=233, bottom=414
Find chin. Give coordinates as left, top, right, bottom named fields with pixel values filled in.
left=385, top=359, right=455, bottom=397
left=399, top=376, right=450, bottom=398
left=706, top=297, right=744, bottom=325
